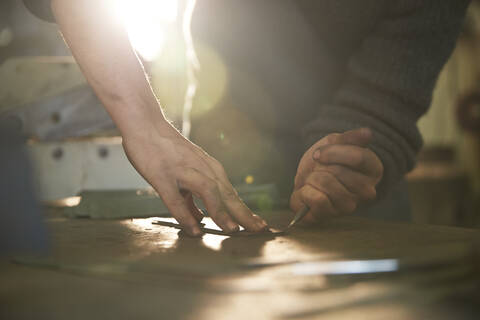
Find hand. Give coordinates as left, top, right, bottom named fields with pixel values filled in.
left=122, top=124, right=268, bottom=236
left=290, top=128, right=383, bottom=223
left=50, top=0, right=267, bottom=237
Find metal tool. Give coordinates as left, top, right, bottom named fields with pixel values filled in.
left=286, top=206, right=309, bottom=229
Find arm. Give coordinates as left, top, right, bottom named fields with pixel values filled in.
left=291, top=0, right=470, bottom=221
left=51, top=0, right=165, bottom=139
left=51, top=0, right=267, bottom=235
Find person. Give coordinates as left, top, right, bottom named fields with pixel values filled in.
left=22, top=0, right=470, bottom=236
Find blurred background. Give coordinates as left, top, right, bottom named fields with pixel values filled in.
left=0, top=0, right=479, bottom=227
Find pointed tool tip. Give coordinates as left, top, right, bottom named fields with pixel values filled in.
left=287, top=206, right=310, bottom=229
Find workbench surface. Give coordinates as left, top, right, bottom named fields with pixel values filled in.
left=1, top=210, right=480, bottom=319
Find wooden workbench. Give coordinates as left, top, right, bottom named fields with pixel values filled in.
left=1, top=210, right=480, bottom=319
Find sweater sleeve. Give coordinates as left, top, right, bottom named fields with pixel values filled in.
left=302, top=0, right=470, bottom=198
left=23, top=0, right=55, bottom=22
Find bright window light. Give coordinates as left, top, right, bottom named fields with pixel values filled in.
left=114, top=0, right=178, bottom=61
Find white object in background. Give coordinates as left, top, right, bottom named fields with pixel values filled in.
left=27, top=137, right=150, bottom=201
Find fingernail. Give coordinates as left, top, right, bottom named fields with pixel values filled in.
left=257, top=220, right=268, bottom=230
left=313, top=150, right=321, bottom=160
left=227, top=222, right=240, bottom=233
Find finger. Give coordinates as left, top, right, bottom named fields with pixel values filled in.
left=177, top=168, right=240, bottom=233
left=321, top=128, right=373, bottom=147
left=301, top=184, right=336, bottom=220
left=207, top=158, right=268, bottom=232
left=289, top=190, right=321, bottom=224
left=290, top=184, right=336, bottom=221
left=289, top=186, right=305, bottom=214
left=320, top=165, right=377, bottom=201
left=313, top=145, right=383, bottom=179
left=182, top=191, right=204, bottom=223
left=305, top=170, right=358, bottom=214
left=297, top=128, right=373, bottom=187
left=157, top=184, right=203, bottom=237
left=217, top=183, right=269, bottom=232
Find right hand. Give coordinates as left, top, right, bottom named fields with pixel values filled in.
left=290, top=128, right=382, bottom=223
left=122, top=124, right=268, bottom=237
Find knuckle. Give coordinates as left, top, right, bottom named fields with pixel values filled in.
left=311, top=192, right=327, bottom=205
left=220, top=185, right=238, bottom=201
left=321, top=171, right=337, bottom=185
left=209, top=157, right=228, bottom=175
left=202, top=179, right=218, bottom=194
left=312, top=171, right=335, bottom=189
left=299, top=188, right=310, bottom=202
left=209, top=157, right=222, bottom=168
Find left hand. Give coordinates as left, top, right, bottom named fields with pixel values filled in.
left=290, top=128, right=384, bottom=223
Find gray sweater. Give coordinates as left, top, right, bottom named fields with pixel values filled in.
left=24, top=0, right=471, bottom=198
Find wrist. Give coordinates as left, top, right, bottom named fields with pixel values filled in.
left=114, top=101, right=177, bottom=141
left=120, top=115, right=181, bottom=141
left=121, top=115, right=178, bottom=141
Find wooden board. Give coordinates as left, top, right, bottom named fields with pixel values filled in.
left=1, top=209, right=480, bottom=320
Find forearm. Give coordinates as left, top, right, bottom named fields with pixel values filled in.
left=41, top=0, right=268, bottom=235
left=51, top=0, right=171, bottom=138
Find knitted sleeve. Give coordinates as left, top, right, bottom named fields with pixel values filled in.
left=302, top=0, right=470, bottom=198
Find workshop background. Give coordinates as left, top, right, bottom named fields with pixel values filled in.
left=1, top=0, right=479, bottom=226
left=2, top=1, right=480, bottom=320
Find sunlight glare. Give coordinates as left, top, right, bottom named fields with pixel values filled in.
left=114, top=0, right=178, bottom=61
left=202, top=233, right=228, bottom=251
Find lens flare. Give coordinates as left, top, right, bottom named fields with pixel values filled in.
left=191, top=42, right=229, bottom=116
left=245, top=175, right=254, bottom=184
